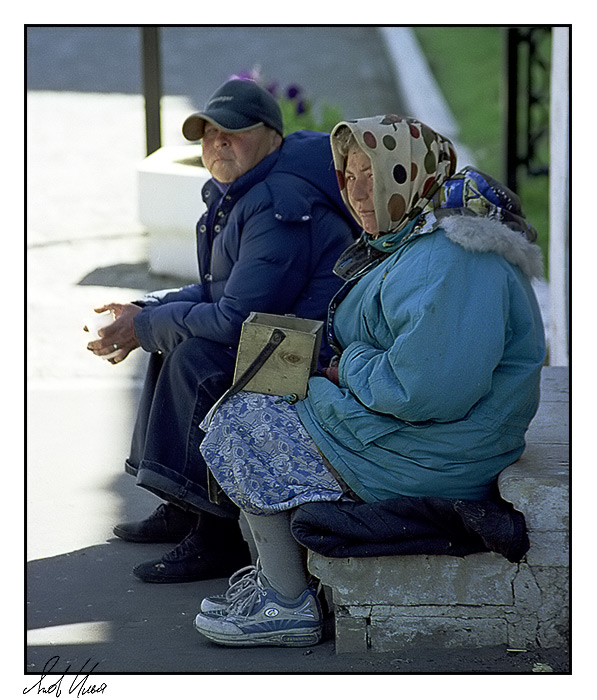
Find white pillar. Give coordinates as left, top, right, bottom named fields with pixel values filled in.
left=548, top=27, right=570, bottom=366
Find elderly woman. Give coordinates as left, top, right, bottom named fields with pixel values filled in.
left=193, top=115, right=546, bottom=648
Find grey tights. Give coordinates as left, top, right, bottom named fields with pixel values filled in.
left=243, top=510, right=309, bottom=599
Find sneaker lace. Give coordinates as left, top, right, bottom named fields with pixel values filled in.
left=226, top=567, right=267, bottom=618
left=222, top=560, right=258, bottom=598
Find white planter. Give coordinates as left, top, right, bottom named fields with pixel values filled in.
left=137, top=145, right=211, bottom=280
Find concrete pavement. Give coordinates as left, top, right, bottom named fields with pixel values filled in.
left=25, top=26, right=565, bottom=684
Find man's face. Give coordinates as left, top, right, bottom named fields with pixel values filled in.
left=201, top=123, right=281, bottom=183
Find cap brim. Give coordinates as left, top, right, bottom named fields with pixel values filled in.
left=182, top=111, right=264, bottom=141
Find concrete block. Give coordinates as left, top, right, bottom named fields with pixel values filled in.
left=512, top=563, right=542, bottom=613
left=519, top=366, right=569, bottom=445
left=499, top=444, right=569, bottom=532
left=532, top=566, right=570, bottom=648
left=538, top=367, right=569, bottom=399
left=525, top=529, right=569, bottom=567
left=343, top=605, right=372, bottom=618
left=506, top=614, right=539, bottom=649
left=137, top=145, right=210, bottom=280
left=523, top=381, right=569, bottom=446
left=532, top=567, right=569, bottom=618
left=524, top=407, right=569, bottom=445
left=370, top=604, right=507, bottom=620
left=334, top=610, right=368, bottom=653
left=309, top=552, right=517, bottom=606
left=369, top=615, right=508, bottom=651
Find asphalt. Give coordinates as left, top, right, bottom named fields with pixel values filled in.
left=25, top=26, right=566, bottom=688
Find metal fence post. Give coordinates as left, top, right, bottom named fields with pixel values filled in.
left=504, top=28, right=519, bottom=190
left=141, top=26, right=162, bottom=156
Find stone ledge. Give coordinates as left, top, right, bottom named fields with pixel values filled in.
left=309, top=553, right=518, bottom=607
left=498, top=443, right=569, bottom=532
left=317, top=560, right=569, bottom=652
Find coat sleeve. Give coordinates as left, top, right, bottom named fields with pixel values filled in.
left=133, top=209, right=315, bottom=354
left=137, top=285, right=207, bottom=306
left=337, top=236, right=510, bottom=422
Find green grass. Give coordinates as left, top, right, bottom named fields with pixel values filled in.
left=413, top=26, right=550, bottom=268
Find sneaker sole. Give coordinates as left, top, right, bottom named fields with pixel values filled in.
left=193, top=619, right=322, bottom=647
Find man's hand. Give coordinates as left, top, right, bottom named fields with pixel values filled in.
left=86, top=303, right=142, bottom=364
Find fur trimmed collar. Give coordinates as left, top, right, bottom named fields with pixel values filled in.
left=441, top=214, right=544, bottom=280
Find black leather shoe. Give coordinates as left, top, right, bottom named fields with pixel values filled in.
left=132, top=526, right=252, bottom=583
left=113, top=503, right=198, bottom=543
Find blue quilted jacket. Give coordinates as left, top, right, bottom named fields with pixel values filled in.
left=134, top=130, right=357, bottom=357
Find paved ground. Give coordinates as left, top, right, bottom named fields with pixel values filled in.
left=25, top=26, right=568, bottom=690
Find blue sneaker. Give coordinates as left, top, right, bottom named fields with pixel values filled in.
left=194, top=572, right=322, bottom=647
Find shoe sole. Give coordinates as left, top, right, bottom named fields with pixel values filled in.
left=193, top=619, right=322, bottom=647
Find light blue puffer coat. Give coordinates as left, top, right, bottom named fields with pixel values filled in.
left=296, top=213, right=546, bottom=501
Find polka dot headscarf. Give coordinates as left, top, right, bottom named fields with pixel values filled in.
left=331, top=115, right=457, bottom=235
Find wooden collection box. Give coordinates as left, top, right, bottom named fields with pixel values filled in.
left=233, top=313, right=324, bottom=399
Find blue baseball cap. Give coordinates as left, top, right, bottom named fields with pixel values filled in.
left=182, top=79, right=284, bottom=141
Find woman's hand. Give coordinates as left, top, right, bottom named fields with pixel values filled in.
left=86, top=303, right=142, bottom=364
left=321, top=365, right=340, bottom=386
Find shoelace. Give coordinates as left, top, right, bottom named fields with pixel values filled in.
left=227, top=574, right=267, bottom=618
left=222, top=560, right=260, bottom=606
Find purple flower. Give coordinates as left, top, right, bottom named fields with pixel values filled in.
left=286, top=84, right=302, bottom=100
left=295, top=100, right=307, bottom=115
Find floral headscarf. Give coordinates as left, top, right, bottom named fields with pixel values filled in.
left=329, top=115, right=538, bottom=282
left=331, top=115, right=458, bottom=236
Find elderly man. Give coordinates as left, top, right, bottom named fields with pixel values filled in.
left=87, top=79, right=356, bottom=583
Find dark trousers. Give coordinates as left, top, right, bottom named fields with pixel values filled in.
left=125, top=337, right=239, bottom=518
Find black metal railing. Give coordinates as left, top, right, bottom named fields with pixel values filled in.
left=504, top=26, right=552, bottom=191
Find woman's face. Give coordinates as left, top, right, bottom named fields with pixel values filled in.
left=345, top=148, right=378, bottom=236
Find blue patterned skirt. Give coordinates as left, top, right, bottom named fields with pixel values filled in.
left=199, top=392, right=344, bottom=515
